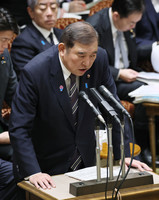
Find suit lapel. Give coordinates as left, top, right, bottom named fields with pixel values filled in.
left=49, top=54, right=75, bottom=129
left=28, top=23, right=52, bottom=51
left=101, top=9, right=115, bottom=65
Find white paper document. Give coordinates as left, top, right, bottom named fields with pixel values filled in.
left=137, top=72, right=159, bottom=85
left=128, top=85, right=159, bottom=103
left=138, top=72, right=159, bottom=80
left=128, top=85, right=159, bottom=97
left=65, top=166, right=122, bottom=181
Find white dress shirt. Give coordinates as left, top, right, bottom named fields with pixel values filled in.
left=32, top=21, right=59, bottom=45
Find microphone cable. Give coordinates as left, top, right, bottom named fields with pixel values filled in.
left=112, top=116, right=135, bottom=200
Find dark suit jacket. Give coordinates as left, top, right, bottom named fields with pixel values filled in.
left=86, top=8, right=140, bottom=80
left=0, top=49, right=17, bottom=124
left=10, top=23, right=63, bottom=78
left=9, top=45, right=131, bottom=181
left=0, top=158, right=17, bottom=200
left=135, top=0, right=159, bottom=61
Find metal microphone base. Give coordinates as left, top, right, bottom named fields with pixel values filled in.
left=69, top=171, right=153, bottom=196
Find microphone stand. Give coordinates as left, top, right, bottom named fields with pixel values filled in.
left=107, top=117, right=114, bottom=180
left=95, top=119, right=101, bottom=182
left=120, top=117, right=125, bottom=178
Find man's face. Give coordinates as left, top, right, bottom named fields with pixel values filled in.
left=28, top=0, right=58, bottom=31
left=58, top=41, right=98, bottom=76
left=113, top=11, right=142, bottom=32
left=0, top=30, right=14, bottom=54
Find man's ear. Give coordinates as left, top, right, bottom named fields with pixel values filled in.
left=27, top=7, right=34, bottom=20
left=112, top=11, right=120, bottom=21
left=58, top=43, right=65, bottom=56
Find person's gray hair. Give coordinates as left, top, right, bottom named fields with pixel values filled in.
left=27, top=0, right=38, bottom=9
left=60, top=21, right=99, bottom=48
left=27, top=0, right=59, bottom=10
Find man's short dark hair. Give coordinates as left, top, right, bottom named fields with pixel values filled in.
left=112, top=0, right=145, bottom=18
left=0, top=7, right=19, bottom=34
left=60, top=21, right=99, bottom=48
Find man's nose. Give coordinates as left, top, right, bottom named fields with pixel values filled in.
left=2, top=42, right=8, bottom=50
left=83, top=58, right=91, bottom=67
left=46, top=6, right=55, bottom=15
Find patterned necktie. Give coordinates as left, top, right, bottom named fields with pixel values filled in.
left=115, top=31, right=129, bottom=69
left=69, top=74, right=78, bottom=127
left=69, top=74, right=83, bottom=171
left=48, top=32, right=54, bottom=45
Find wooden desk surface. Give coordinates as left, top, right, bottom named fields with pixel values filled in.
left=18, top=170, right=159, bottom=200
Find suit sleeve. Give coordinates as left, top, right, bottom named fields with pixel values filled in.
left=9, top=68, right=41, bottom=178
left=4, top=51, right=17, bottom=106
left=11, top=37, right=40, bottom=79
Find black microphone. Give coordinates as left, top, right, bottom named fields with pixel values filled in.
left=79, top=91, right=106, bottom=125
left=90, top=88, right=120, bottom=124
left=99, top=85, right=131, bottom=118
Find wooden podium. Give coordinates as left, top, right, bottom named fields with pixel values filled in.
left=18, top=169, right=159, bottom=200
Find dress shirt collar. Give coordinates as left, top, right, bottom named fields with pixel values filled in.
left=32, top=21, right=59, bottom=44
left=58, top=54, right=71, bottom=81
left=151, top=0, right=159, bottom=13
left=32, top=21, right=53, bottom=39
left=58, top=54, right=79, bottom=92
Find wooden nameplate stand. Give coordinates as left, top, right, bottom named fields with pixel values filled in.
left=70, top=171, right=153, bottom=196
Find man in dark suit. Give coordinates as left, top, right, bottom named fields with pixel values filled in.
left=0, top=7, right=18, bottom=161
left=0, top=7, right=18, bottom=200
left=135, top=0, right=159, bottom=64
left=10, top=0, right=63, bottom=78
left=9, top=22, right=151, bottom=196
left=86, top=0, right=152, bottom=164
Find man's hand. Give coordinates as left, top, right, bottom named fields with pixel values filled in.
left=0, top=131, right=10, bottom=144
left=119, top=69, right=139, bottom=82
left=125, top=158, right=152, bottom=172
left=29, top=172, right=56, bottom=189
left=69, top=1, right=86, bottom=12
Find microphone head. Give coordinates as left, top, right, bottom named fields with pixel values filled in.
left=99, top=85, right=112, bottom=97
left=79, top=91, right=89, bottom=100
left=79, top=91, right=85, bottom=97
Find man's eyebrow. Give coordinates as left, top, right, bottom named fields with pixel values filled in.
left=38, top=2, right=56, bottom=5
left=77, top=51, right=97, bottom=55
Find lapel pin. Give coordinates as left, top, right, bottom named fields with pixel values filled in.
left=130, top=29, right=135, bottom=38
left=59, top=85, right=64, bottom=92
left=1, top=61, right=6, bottom=64
left=85, top=83, right=88, bottom=89
left=87, top=74, right=90, bottom=79
left=41, top=40, right=45, bottom=45
left=1, top=56, right=6, bottom=64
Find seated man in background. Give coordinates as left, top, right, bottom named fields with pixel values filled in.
left=0, top=7, right=18, bottom=200
left=11, top=0, right=63, bottom=78
left=0, top=7, right=18, bottom=161
left=135, top=0, right=159, bottom=72
left=86, top=0, right=152, bottom=164
left=9, top=21, right=151, bottom=200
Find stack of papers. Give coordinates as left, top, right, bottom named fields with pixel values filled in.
left=129, top=85, right=159, bottom=104
left=128, top=72, right=159, bottom=104
left=137, top=72, right=159, bottom=85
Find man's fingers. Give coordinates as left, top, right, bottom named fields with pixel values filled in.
left=29, top=172, right=56, bottom=189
